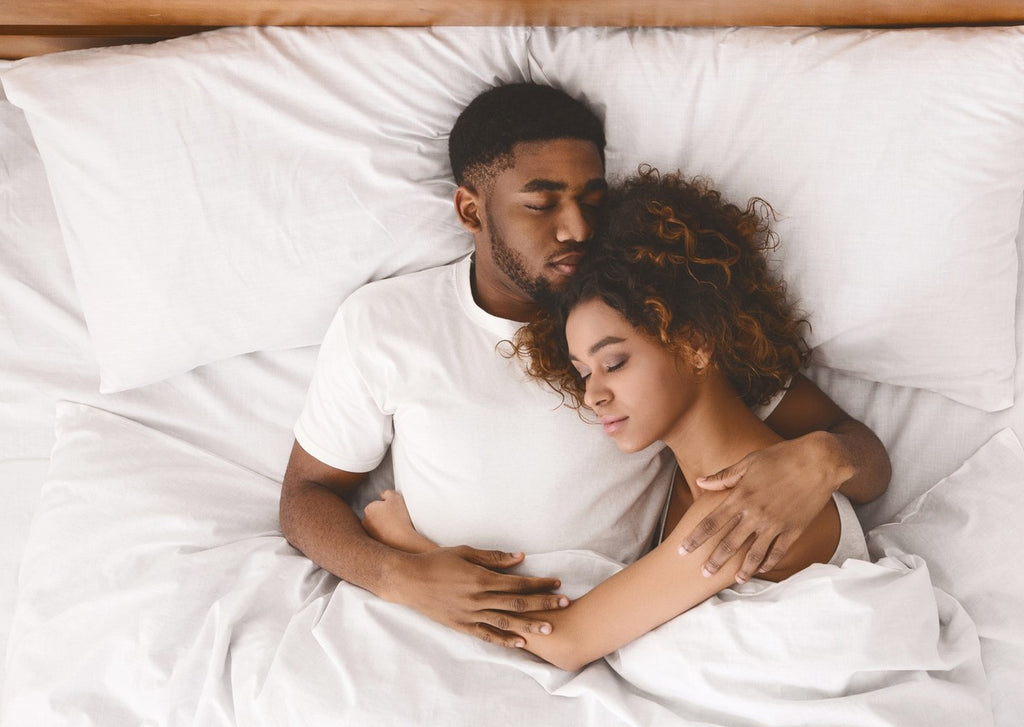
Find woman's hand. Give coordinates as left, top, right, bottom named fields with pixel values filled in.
left=678, top=431, right=851, bottom=583
left=363, top=489, right=437, bottom=554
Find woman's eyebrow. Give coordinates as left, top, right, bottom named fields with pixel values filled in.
left=570, top=335, right=627, bottom=361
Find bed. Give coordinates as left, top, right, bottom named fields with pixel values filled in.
left=1, top=2, right=1023, bottom=725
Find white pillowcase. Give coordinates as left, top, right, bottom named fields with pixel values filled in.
left=529, top=26, right=1024, bottom=411
left=867, top=428, right=1024, bottom=727
left=3, top=26, right=1023, bottom=405
left=2, top=27, right=526, bottom=391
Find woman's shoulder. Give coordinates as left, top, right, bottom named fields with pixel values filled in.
left=759, top=497, right=842, bottom=582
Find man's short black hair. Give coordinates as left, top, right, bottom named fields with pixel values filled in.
left=448, top=83, right=606, bottom=188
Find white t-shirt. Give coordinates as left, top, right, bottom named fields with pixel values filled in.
left=295, top=256, right=675, bottom=563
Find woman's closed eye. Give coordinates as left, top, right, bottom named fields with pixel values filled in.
left=605, top=358, right=627, bottom=373
left=575, top=357, right=626, bottom=384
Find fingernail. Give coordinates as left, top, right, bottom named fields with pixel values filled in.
left=514, top=639, right=525, bottom=648
left=735, top=575, right=747, bottom=584
left=678, top=545, right=690, bottom=555
left=540, top=624, right=551, bottom=634
left=701, top=567, right=713, bottom=578
left=558, top=597, right=569, bottom=608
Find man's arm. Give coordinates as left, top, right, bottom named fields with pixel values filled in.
left=677, top=374, right=891, bottom=583
left=279, top=440, right=569, bottom=647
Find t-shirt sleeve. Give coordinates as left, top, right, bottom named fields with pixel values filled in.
left=294, top=301, right=393, bottom=473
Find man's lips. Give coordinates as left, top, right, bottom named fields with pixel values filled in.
left=600, top=416, right=628, bottom=435
left=551, top=255, right=583, bottom=276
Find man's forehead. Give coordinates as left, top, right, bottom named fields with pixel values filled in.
left=504, top=138, right=605, bottom=187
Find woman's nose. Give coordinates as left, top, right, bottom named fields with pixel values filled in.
left=583, top=376, right=610, bottom=409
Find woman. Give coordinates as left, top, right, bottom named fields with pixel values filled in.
left=363, top=168, right=866, bottom=671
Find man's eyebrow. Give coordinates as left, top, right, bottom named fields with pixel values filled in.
left=570, top=335, right=627, bottom=360
left=520, top=178, right=566, bottom=193
left=519, top=178, right=607, bottom=194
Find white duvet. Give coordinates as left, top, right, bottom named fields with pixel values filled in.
left=1, top=403, right=991, bottom=726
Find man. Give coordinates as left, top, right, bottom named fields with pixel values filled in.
left=280, top=83, right=890, bottom=649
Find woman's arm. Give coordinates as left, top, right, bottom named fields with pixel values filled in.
left=522, top=487, right=840, bottom=671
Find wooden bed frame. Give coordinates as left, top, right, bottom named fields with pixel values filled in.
left=3, top=0, right=1024, bottom=60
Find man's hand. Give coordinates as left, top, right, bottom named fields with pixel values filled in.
left=281, top=442, right=569, bottom=650
left=383, top=546, right=570, bottom=648
left=678, top=431, right=852, bottom=583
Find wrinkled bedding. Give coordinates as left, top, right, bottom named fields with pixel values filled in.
left=1, top=404, right=992, bottom=726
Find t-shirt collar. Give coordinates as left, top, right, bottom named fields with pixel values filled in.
left=454, top=254, right=523, bottom=338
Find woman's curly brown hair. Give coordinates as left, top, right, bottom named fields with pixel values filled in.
left=514, top=167, right=810, bottom=410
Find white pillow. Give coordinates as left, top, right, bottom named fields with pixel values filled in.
left=4, top=27, right=1023, bottom=406
left=1, top=27, right=529, bottom=391
left=867, top=428, right=1024, bottom=727
left=529, top=26, right=1024, bottom=411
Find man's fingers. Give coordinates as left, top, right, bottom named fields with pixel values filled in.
left=701, top=529, right=756, bottom=577
left=488, top=592, right=569, bottom=613
left=478, top=609, right=558, bottom=637
left=481, top=573, right=563, bottom=596
left=469, top=590, right=569, bottom=622
left=678, top=510, right=740, bottom=555
left=459, top=546, right=563, bottom=594
left=733, top=533, right=779, bottom=584
left=472, top=623, right=526, bottom=649
left=757, top=533, right=797, bottom=575
left=459, top=545, right=526, bottom=569
left=463, top=595, right=571, bottom=648
left=695, top=469, right=742, bottom=491
left=695, top=454, right=753, bottom=492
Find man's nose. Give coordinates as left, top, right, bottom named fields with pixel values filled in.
left=556, top=203, right=592, bottom=244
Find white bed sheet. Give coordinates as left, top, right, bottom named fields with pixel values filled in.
left=0, top=401, right=995, bottom=726
left=2, top=54, right=1024, bottom=724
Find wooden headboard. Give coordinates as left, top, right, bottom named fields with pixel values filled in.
left=3, top=0, right=1024, bottom=60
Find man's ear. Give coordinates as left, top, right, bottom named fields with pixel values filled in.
left=454, top=185, right=483, bottom=232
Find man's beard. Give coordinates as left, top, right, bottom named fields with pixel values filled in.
left=486, top=212, right=558, bottom=309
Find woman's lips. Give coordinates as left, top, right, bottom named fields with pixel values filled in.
left=601, top=416, right=628, bottom=435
